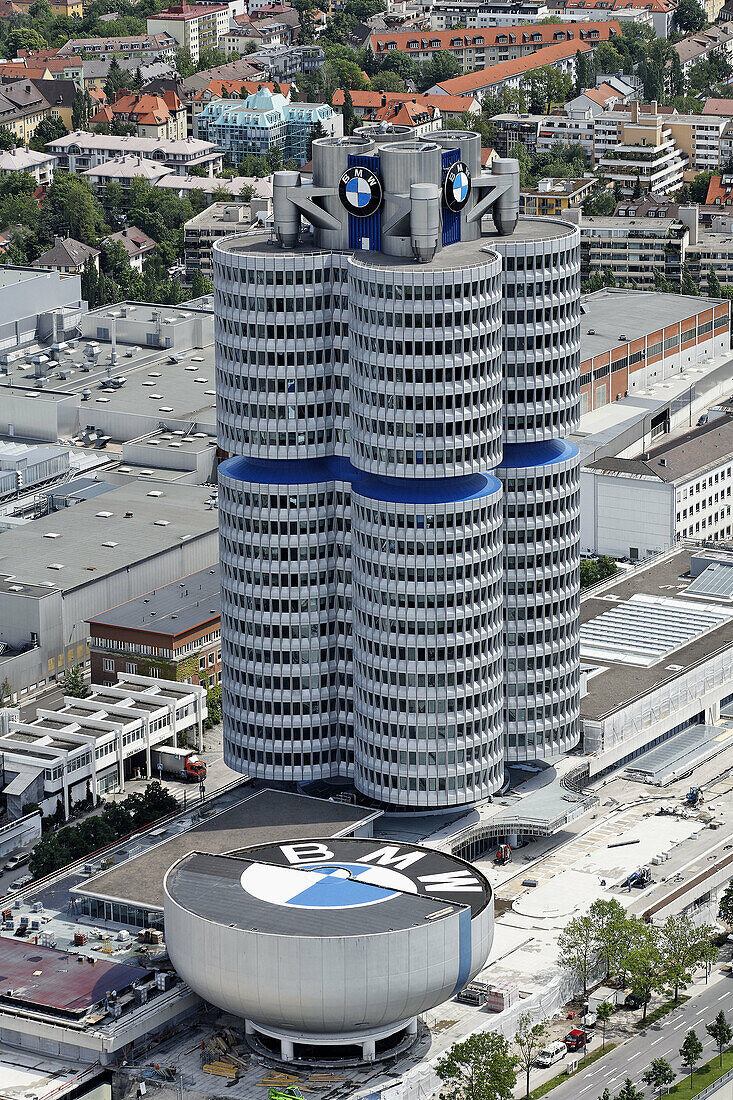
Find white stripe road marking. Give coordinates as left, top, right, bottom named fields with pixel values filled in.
left=651, top=1037, right=665, bottom=1045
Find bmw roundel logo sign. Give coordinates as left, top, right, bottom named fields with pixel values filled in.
left=444, top=160, right=471, bottom=213
left=338, top=165, right=383, bottom=218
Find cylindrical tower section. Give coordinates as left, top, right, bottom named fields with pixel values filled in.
left=347, top=253, right=504, bottom=479
left=214, top=240, right=345, bottom=461
left=498, top=441, right=581, bottom=762
left=218, top=457, right=349, bottom=783
left=311, top=135, right=376, bottom=251
left=491, top=219, right=582, bottom=762
left=351, top=473, right=505, bottom=809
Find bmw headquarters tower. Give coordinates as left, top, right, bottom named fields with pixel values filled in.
left=215, top=130, right=582, bottom=811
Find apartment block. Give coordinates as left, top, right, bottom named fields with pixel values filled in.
left=147, top=3, right=229, bottom=63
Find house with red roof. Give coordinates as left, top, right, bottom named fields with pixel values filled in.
left=428, top=39, right=593, bottom=99
left=91, top=90, right=187, bottom=140
left=331, top=88, right=479, bottom=121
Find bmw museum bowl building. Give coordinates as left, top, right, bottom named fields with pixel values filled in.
left=163, top=838, right=493, bottom=1063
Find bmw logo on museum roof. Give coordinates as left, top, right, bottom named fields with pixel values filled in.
left=444, top=160, right=471, bottom=213
left=339, top=165, right=383, bottom=218
left=236, top=838, right=490, bottom=915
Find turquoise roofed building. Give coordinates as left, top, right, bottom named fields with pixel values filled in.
left=196, top=89, right=342, bottom=167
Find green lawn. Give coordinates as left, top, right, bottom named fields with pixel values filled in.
left=665, top=1047, right=733, bottom=1100
left=527, top=1044, right=617, bottom=1100
left=636, top=995, right=691, bottom=1030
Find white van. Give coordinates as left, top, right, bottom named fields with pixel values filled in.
left=535, top=1041, right=567, bottom=1068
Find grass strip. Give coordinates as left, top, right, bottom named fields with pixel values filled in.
left=527, top=1044, right=617, bottom=1100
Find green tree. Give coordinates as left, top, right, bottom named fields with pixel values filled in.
left=38, top=174, right=106, bottom=246
left=622, top=917, right=663, bottom=1022
left=190, top=269, right=213, bottom=298
left=574, top=48, right=589, bottom=95
left=104, top=56, right=127, bottom=99
left=707, top=1010, right=733, bottom=1067
left=670, top=51, right=685, bottom=98
left=680, top=1030, right=704, bottom=1087
left=371, top=70, right=405, bottom=92
left=643, top=1058, right=675, bottom=1099
left=660, top=917, right=712, bottom=1002
left=62, top=663, right=90, bottom=698
left=342, top=89, right=355, bottom=135
left=589, top=897, right=627, bottom=978
left=673, top=0, right=706, bottom=32
left=28, top=116, right=67, bottom=152
left=436, top=1031, right=518, bottom=1100
left=0, top=127, right=15, bottom=151
left=708, top=268, right=724, bottom=300
left=5, top=27, right=47, bottom=56
left=596, top=1000, right=613, bottom=1050
left=514, top=1013, right=549, bottom=1098
left=421, top=49, right=461, bottom=90
left=613, top=1082, right=645, bottom=1100
left=72, top=89, right=94, bottom=131
left=558, top=913, right=598, bottom=994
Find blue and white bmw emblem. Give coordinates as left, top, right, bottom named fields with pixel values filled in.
left=240, top=858, right=416, bottom=909
left=444, top=160, right=471, bottom=213
left=339, top=165, right=383, bottom=218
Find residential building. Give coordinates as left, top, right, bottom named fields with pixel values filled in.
left=184, top=199, right=271, bottom=280
left=196, top=89, right=341, bottom=166
left=0, top=55, right=83, bottom=83
left=595, top=110, right=687, bottom=195
left=720, top=122, right=733, bottom=167
left=10, top=0, right=82, bottom=17
left=427, top=0, right=554, bottom=28
left=245, top=43, right=325, bottom=80
left=48, top=130, right=223, bottom=175
left=87, top=566, right=220, bottom=688
left=0, top=144, right=55, bottom=185
left=81, top=56, right=177, bottom=94
left=102, top=226, right=157, bottom=270
left=91, top=90, right=187, bottom=140
left=331, top=88, right=480, bottom=123
left=573, top=211, right=688, bottom=288
left=147, top=3, right=229, bottom=63
left=216, top=135, right=581, bottom=801
left=0, top=80, right=49, bottom=144
left=428, top=39, right=591, bottom=98
left=82, top=153, right=174, bottom=189
left=26, top=79, right=79, bottom=130
left=595, top=103, right=727, bottom=175
left=490, top=112, right=544, bottom=156
left=582, top=417, right=733, bottom=558
left=615, top=193, right=683, bottom=218
left=575, top=286, right=729, bottom=416
left=56, top=32, right=178, bottom=61
left=0, top=674, right=206, bottom=817
left=537, top=105, right=596, bottom=158
left=157, top=171, right=272, bottom=199
left=673, top=25, right=733, bottom=74
left=358, top=98, right=441, bottom=135
left=520, top=175, right=595, bottom=215
left=32, top=237, right=100, bottom=275
left=547, top=0, right=677, bottom=37
left=685, top=212, right=733, bottom=285
left=368, top=21, right=618, bottom=74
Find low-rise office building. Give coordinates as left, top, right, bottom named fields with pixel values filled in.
left=48, top=130, right=223, bottom=176
left=582, top=416, right=733, bottom=558
left=88, top=565, right=220, bottom=688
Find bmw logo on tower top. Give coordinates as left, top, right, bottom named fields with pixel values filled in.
left=339, top=165, right=383, bottom=218
left=444, top=160, right=471, bottom=213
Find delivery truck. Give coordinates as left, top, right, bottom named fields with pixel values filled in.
left=150, top=745, right=206, bottom=782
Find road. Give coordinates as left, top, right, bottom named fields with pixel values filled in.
left=546, top=978, right=733, bottom=1100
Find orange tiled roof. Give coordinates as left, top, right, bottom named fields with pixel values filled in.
left=370, top=20, right=619, bottom=53
left=433, top=39, right=594, bottom=95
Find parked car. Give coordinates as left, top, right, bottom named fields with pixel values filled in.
left=535, top=1040, right=567, bottom=1068
left=624, top=992, right=649, bottom=1010
left=564, top=1029, right=592, bottom=1051
left=10, top=876, right=32, bottom=891
left=3, top=856, right=21, bottom=873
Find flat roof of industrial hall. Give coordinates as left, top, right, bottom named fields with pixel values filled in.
left=0, top=937, right=150, bottom=1018
left=87, top=564, right=219, bottom=637
left=579, top=288, right=726, bottom=362
left=580, top=548, right=733, bottom=721
left=73, top=789, right=381, bottom=912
